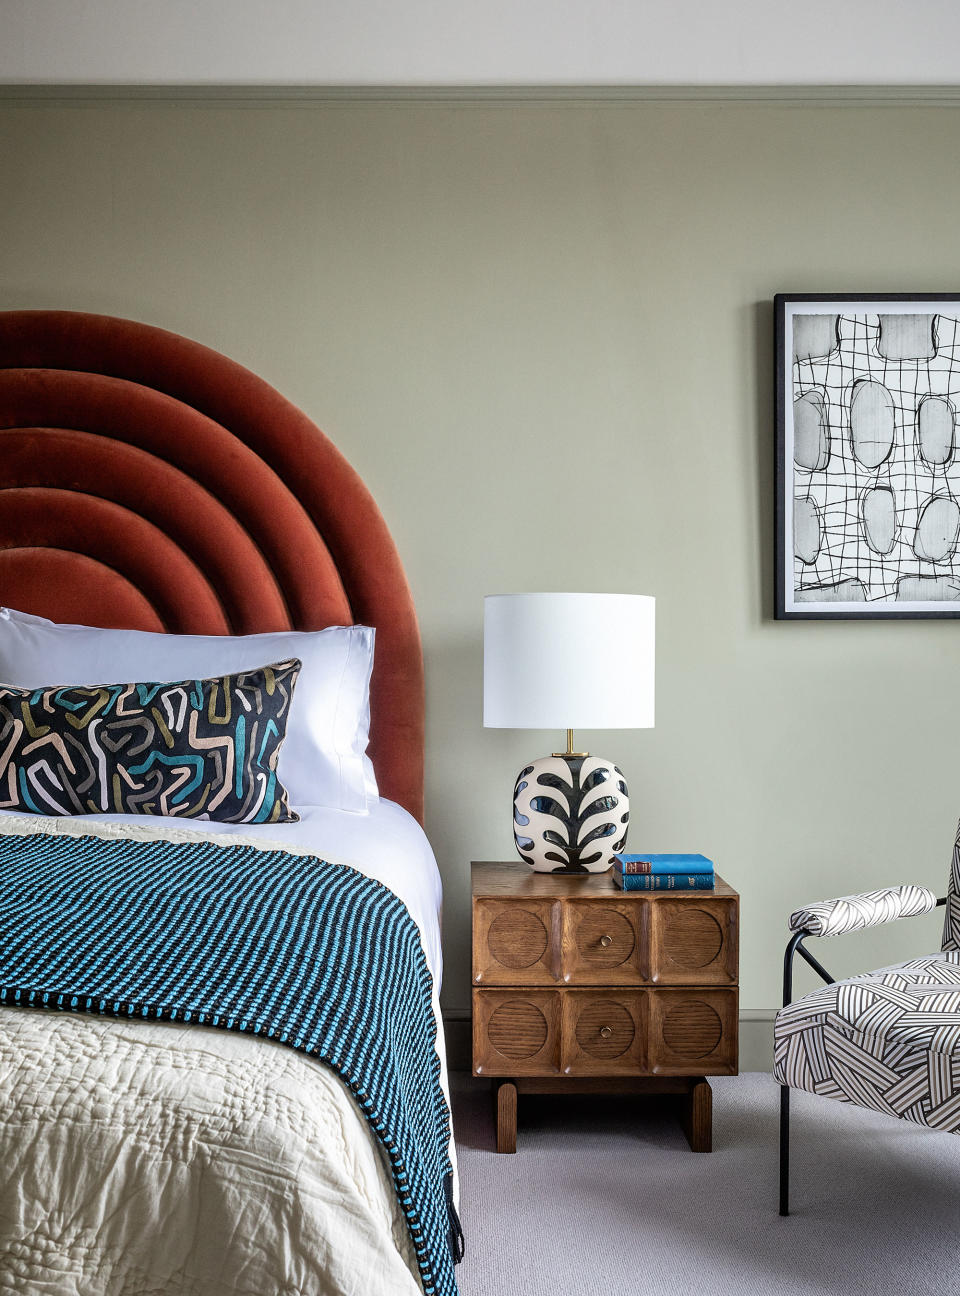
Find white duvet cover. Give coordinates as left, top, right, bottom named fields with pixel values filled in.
left=0, top=801, right=448, bottom=1296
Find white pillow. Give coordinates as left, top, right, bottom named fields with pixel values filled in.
left=0, top=608, right=377, bottom=814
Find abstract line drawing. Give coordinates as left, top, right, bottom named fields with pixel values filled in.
left=776, top=294, right=960, bottom=619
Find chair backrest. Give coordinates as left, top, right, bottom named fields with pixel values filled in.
left=942, top=820, right=960, bottom=951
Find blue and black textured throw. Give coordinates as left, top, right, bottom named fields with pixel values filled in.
left=0, top=827, right=463, bottom=1295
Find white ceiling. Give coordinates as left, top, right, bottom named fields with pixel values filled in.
left=1, top=0, right=958, bottom=86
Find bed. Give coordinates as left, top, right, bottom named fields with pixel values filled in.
left=0, top=311, right=457, bottom=1296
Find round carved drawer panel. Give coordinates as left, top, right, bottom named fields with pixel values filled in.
left=574, top=999, right=635, bottom=1060
left=661, top=907, right=724, bottom=970
left=487, top=999, right=549, bottom=1059
left=575, top=907, right=635, bottom=968
left=660, top=1001, right=723, bottom=1059
left=488, top=908, right=549, bottom=969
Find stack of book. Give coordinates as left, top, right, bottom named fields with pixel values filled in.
left=612, top=853, right=715, bottom=891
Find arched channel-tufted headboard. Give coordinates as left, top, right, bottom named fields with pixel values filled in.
left=0, top=311, right=424, bottom=823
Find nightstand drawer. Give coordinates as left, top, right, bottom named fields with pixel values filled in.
left=561, top=901, right=645, bottom=984
left=474, top=897, right=647, bottom=986
left=648, top=898, right=738, bottom=985
left=473, top=892, right=736, bottom=987
left=473, top=986, right=737, bottom=1078
left=560, top=990, right=647, bottom=1075
left=473, top=988, right=644, bottom=1077
left=473, top=988, right=561, bottom=1075
left=473, top=898, right=558, bottom=985
left=647, top=988, right=738, bottom=1075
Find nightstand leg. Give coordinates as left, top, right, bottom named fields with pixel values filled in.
left=493, top=1079, right=517, bottom=1153
left=680, top=1077, right=712, bottom=1152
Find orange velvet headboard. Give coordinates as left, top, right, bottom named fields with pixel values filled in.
left=0, top=310, right=424, bottom=823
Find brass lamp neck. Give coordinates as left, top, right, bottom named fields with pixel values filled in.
left=553, top=728, right=589, bottom=759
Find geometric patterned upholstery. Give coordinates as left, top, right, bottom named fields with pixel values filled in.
left=774, top=951, right=960, bottom=1133
left=789, top=885, right=938, bottom=938
left=941, top=817, right=960, bottom=953
left=775, top=817, right=960, bottom=1137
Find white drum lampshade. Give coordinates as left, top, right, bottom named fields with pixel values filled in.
left=484, top=593, right=655, bottom=873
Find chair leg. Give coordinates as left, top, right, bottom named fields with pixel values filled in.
left=779, top=1085, right=790, bottom=1217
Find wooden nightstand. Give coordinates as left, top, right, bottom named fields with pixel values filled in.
left=471, top=861, right=739, bottom=1153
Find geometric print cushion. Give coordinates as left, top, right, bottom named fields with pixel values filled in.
left=0, top=658, right=301, bottom=824
left=774, top=950, right=960, bottom=1134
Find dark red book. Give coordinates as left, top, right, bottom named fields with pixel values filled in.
left=614, top=853, right=714, bottom=875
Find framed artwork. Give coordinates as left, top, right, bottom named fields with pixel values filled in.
left=776, top=293, right=960, bottom=619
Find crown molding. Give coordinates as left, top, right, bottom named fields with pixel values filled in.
left=1, top=83, right=960, bottom=106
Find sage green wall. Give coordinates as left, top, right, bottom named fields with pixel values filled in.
left=1, top=100, right=958, bottom=1030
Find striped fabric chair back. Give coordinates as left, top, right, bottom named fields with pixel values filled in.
left=942, top=820, right=960, bottom=952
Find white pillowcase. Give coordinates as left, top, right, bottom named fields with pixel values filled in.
left=0, top=608, right=377, bottom=815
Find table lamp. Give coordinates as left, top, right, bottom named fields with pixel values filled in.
left=483, top=592, right=655, bottom=873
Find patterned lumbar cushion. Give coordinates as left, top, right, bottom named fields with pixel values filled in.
left=0, top=659, right=301, bottom=823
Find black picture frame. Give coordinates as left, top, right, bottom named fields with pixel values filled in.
left=775, top=292, right=960, bottom=620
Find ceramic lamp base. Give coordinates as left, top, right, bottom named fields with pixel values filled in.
left=513, top=754, right=629, bottom=873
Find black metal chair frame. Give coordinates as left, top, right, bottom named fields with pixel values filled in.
left=778, top=896, right=947, bottom=1217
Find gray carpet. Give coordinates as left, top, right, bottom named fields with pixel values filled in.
left=451, top=1073, right=958, bottom=1295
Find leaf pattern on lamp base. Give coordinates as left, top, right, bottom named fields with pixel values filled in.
left=513, top=754, right=629, bottom=873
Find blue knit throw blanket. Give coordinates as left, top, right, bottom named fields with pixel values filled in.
left=0, top=826, right=462, bottom=1296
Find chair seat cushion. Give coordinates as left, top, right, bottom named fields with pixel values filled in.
left=774, top=951, right=960, bottom=1133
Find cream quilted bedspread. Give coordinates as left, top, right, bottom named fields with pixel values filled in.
left=0, top=1007, right=423, bottom=1296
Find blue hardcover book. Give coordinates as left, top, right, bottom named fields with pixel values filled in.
left=614, top=853, right=714, bottom=876
left=612, top=871, right=714, bottom=891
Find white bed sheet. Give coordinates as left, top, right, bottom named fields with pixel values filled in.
left=0, top=800, right=453, bottom=1296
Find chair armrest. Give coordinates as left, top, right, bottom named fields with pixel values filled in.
left=789, top=885, right=939, bottom=938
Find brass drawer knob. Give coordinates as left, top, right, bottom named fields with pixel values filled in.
left=599, top=934, right=613, bottom=948
left=599, top=1025, right=613, bottom=1039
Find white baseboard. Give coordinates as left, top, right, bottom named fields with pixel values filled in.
left=442, top=1008, right=776, bottom=1074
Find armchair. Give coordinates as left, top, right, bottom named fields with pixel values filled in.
left=774, top=839, right=960, bottom=1216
